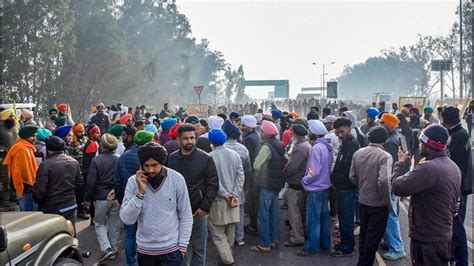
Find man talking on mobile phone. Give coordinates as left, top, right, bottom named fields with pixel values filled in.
left=120, top=142, right=193, bottom=266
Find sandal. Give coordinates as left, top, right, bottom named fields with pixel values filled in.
left=249, top=244, right=271, bottom=252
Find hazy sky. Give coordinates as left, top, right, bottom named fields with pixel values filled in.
left=178, top=0, right=458, bottom=99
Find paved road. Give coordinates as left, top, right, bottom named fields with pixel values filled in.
left=76, top=147, right=474, bottom=266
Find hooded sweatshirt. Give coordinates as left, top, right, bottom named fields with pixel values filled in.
left=344, top=111, right=368, bottom=148
left=302, top=138, right=333, bottom=192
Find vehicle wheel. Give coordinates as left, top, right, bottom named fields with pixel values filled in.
left=53, top=257, right=82, bottom=266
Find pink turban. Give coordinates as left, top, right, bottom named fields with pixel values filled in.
left=120, top=114, right=133, bottom=125
left=261, top=120, right=278, bottom=136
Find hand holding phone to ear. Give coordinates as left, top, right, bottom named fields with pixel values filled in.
left=136, top=170, right=148, bottom=195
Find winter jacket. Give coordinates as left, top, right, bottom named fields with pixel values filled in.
left=384, top=130, right=400, bottom=163
left=301, top=138, right=333, bottom=192
left=167, top=148, right=219, bottom=213
left=196, top=136, right=212, bottom=153
left=115, top=144, right=140, bottom=203
left=85, top=151, right=119, bottom=201
left=254, top=138, right=287, bottom=192
left=242, top=130, right=261, bottom=167
left=90, top=113, right=111, bottom=133
left=447, top=124, right=472, bottom=195
left=284, top=139, right=312, bottom=190
left=350, top=143, right=392, bottom=207
left=164, top=139, right=180, bottom=156
left=392, top=150, right=461, bottom=243
left=331, top=135, right=359, bottom=190
left=32, top=152, right=83, bottom=213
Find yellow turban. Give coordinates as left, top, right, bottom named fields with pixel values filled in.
left=1, top=109, right=15, bottom=121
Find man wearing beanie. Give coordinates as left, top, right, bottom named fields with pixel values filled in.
left=120, top=142, right=193, bottom=266
left=349, top=126, right=393, bottom=265
left=223, top=120, right=251, bottom=246
left=282, top=124, right=311, bottom=249
left=441, top=106, right=472, bottom=265
left=85, top=133, right=120, bottom=262
left=298, top=120, right=332, bottom=256
left=239, top=115, right=262, bottom=235
left=115, top=129, right=151, bottom=266
left=379, top=113, right=406, bottom=261
left=166, top=124, right=219, bottom=266
left=250, top=120, right=286, bottom=253
left=392, top=124, right=461, bottom=265
left=3, top=125, right=39, bottom=211
left=208, top=129, right=245, bottom=265
left=32, top=136, right=83, bottom=229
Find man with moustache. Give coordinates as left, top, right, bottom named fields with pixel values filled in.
left=167, top=124, right=219, bottom=266
left=0, top=109, right=19, bottom=210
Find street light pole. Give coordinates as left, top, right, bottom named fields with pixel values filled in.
left=313, top=61, right=335, bottom=100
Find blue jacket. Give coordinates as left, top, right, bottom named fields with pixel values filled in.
left=115, top=144, right=140, bottom=203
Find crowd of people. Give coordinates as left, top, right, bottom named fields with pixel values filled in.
left=0, top=99, right=473, bottom=266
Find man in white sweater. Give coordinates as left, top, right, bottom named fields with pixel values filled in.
left=208, top=129, right=245, bottom=265
left=120, top=142, right=193, bottom=265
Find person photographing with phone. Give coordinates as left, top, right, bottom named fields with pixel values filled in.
left=120, top=142, right=193, bottom=266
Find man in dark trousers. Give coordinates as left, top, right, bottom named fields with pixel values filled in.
left=167, top=124, right=219, bottom=266
left=392, top=124, right=461, bottom=265
left=32, top=136, right=83, bottom=228
left=441, top=106, right=472, bottom=266
left=330, top=118, right=360, bottom=257
left=350, top=127, right=392, bottom=265
left=240, top=115, right=262, bottom=235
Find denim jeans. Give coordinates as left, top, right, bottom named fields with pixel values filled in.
left=452, top=194, right=468, bottom=265
left=305, top=190, right=331, bottom=253
left=19, top=192, right=37, bottom=211
left=186, top=215, right=208, bottom=266
left=124, top=223, right=138, bottom=266
left=336, top=189, right=356, bottom=253
left=258, top=188, right=280, bottom=247
left=384, top=194, right=405, bottom=254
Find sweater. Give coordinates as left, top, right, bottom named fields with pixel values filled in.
left=301, top=138, right=333, bottom=192
left=120, top=168, right=193, bottom=255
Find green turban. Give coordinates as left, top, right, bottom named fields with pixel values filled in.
left=423, top=106, right=434, bottom=113
left=37, top=128, right=53, bottom=141
left=108, top=124, right=126, bottom=137
left=134, top=130, right=154, bottom=146
left=54, top=116, right=67, bottom=127
left=48, top=108, right=59, bottom=115
left=19, top=126, right=39, bottom=139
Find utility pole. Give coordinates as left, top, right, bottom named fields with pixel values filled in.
left=460, top=0, right=463, bottom=98
left=322, top=64, right=326, bottom=99
left=440, top=71, right=445, bottom=103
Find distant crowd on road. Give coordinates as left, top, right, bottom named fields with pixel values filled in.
left=0, top=99, right=473, bottom=265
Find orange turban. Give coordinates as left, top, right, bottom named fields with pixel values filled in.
left=73, top=123, right=85, bottom=134
left=380, top=113, right=399, bottom=129
left=289, top=112, right=300, bottom=119
left=57, top=103, right=68, bottom=112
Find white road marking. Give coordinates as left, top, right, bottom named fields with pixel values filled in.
left=375, top=251, right=387, bottom=266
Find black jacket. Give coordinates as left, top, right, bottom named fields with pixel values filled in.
left=32, top=152, right=83, bottom=213
left=331, top=136, right=359, bottom=190
left=90, top=113, right=111, bottom=134
left=167, top=148, right=219, bottom=213
left=242, top=130, right=261, bottom=167
left=85, top=151, right=119, bottom=201
left=258, top=138, right=287, bottom=192
left=447, top=124, right=472, bottom=195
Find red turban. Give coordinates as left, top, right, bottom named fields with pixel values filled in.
left=120, top=114, right=133, bottom=125
left=169, top=122, right=183, bottom=139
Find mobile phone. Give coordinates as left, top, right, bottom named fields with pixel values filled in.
left=399, top=135, right=408, bottom=152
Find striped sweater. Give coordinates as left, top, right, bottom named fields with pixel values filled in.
left=119, top=168, right=193, bottom=255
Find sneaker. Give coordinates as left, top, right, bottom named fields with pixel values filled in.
left=383, top=251, right=406, bottom=261
left=330, top=249, right=355, bottom=257
left=108, top=254, right=117, bottom=260
left=353, top=225, right=360, bottom=236
left=236, top=240, right=245, bottom=246
left=98, top=248, right=118, bottom=263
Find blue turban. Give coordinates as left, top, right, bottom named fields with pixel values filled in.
left=367, top=107, right=379, bottom=120
left=208, top=128, right=227, bottom=146
left=161, top=118, right=178, bottom=131
left=271, top=109, right=283, bottom=118
left=145, top=123, right=158, bottom=134
left=376, top=111, right=388, bottom=120
left=54, top=125, right=72, bottom=139
left=223, top=120, right=241, bottom=139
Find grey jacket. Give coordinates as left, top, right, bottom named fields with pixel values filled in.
left=283, top=138, right=312, bottom=190
left=350, top=143, right=392, bottom=207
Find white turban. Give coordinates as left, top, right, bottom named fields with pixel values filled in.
left=208, top=116, right=224, bottom=129
left=308, top=119, right=328, bottom=135
left=241, top=115, right=257, bottom=128
left=254, top=113, right=263, bottom=122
